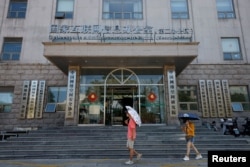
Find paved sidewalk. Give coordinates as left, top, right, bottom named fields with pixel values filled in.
left=0, top=158, right=207, bottom=167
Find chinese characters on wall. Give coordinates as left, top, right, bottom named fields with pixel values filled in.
left=199, top=80, right=232, bottom=118
left=199, top=80, right=210, bottom=117
left=49, top=24, right=193, bottom=42
left=20, top=80, right=46, bottom=119
left=65, top=70, right=76, bottom=119
left=20, top=81, right=30, bottom=119
left=35, top=80, right=46, bottom=118
left=168, top=70, right=178, bottom=117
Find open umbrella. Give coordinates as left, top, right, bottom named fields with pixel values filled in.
left=125, top=106, right=142, bottom=127
left=178, top=113, right=200, bottom=120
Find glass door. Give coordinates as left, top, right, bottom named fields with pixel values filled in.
left=105, top=86, right=137, bottom=125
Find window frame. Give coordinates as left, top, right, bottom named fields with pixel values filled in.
left=47, top=86, right=67, bottom=111
left=7, top=0, right=27, bottom=18
left=177, top=85, right=198, bottom=111
left=102, top=0, right=143, bottom=20
left=221, top=37, right=242, bottom=60
left=1, top=38, right=22, bottom=61
left=0, top=87, right=14, bottom=113
left=230, top=86, right=250, bottom=111
left=171, top=0, right=189, bottom=19
left=216, top=0, right=235, bottom=19
left=55, top=0, right=74, bottom=19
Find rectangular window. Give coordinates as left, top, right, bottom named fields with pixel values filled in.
left=221, top=38, right=242, bottom=60
left=171, top=0, right=189, bottom=19
left=0, top=87, right=14, bottom=113
left=47, top=87, right=67, bottom=111
left=178, top=86, right=198, bottom=111
left=1, top=38, right=22, bottom=61
left=230, top=86, right=250, bottom=111
left=55, top=0, right=74, bottom=19
left=103, top=0, right=143, bottom=19
left=216, top=0, right=235, bottom=19
left=7, top=0, right=27, bottom=18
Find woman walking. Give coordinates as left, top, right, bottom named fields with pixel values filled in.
left=182, top=119, right=202, bottom=161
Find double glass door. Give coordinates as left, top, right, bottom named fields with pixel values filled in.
left=105, top=86, right=137, bottom=125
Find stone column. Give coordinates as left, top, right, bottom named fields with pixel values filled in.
left=164, top=65, right=180, bottom=126
left=64, top=66, right=80, bottom=126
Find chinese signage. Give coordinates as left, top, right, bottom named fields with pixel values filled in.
left=35, top=80, right=46, bottom=118
left=222, top=80, right=232, bottom=117
left=199, top=80, right=210, bottom=118
left=199, top=80, right=231, bottom=118
left=214, top=80, right=225, bottom=118
left=207, top=80, right=217, bottom=117
left=20, top=80, right=46, bottom=119
left=167, top=70, right=178, bottom=117
left=27, top=80, right=38, bottom=119
left=20, top=81, right=30, bottom=119
left=65, top=70, right=76, bottom=119
left=49, top=24, right=193, bottom=42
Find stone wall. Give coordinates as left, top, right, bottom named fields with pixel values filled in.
left=177, top=64, right=250, bottom=120
left=0, top=63, right=67, bottom=130
left=1, top=63, right=250, bottom=129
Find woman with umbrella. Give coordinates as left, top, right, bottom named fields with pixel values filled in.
left=180, top=113, right=202, bottom=161
left=181, top=119, right=202, bottom=161
left=124, top=106, right=142, bottom=165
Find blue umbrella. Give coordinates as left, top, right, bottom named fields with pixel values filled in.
left=178, top=113, right=200, bottom=120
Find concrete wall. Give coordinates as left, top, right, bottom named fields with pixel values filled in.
left=0, top=0, right=249, bottom=64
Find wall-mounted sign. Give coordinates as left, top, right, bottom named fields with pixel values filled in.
left=27, top=80, right=38, bottom=119
left=20, top=81, right=30, bottom=119
left=214, top=80, right=225, bottom=118
left=199, top=80, right=210, bottom=118
left=35, top=80, right=46, bottom=118
left=167, top=70, right=178, bottom=117
left=222, top=80, right=232, bottom=117
left=49, top=24, right=193, bottom=42
left=206, top=80, right=217, bottom=117
left=65, top=70, right=76, bottom=119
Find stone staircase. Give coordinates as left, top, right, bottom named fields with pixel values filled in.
left=0, top=125, right=249, bottom=159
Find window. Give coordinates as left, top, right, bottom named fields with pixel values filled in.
left=55, top=0, right=74, bottom=19
left=216, top=0, right=235, bottom=19
left=103, top=0, right=143, bottom=19
left=0, top=87, right=14, bottom=113
left=230, top=86, right=250, bottom=111
left=171, top=0, right=189, bottom=19
left=7, top=0, right=27, bottom=18
left=47, top=87, right=67, bottom=111
left=1, top=38, right=22, bottom=61
left=178, top=86, right=198, bottom=111
left=221, top=38, right=242, bottom=60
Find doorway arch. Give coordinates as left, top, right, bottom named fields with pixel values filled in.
left=104, top=68, right=140, bottom=125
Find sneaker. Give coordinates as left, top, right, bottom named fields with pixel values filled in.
left=195, top=154, right=203, bottom=160
left=137, top=153, right=142, bottom=160
left=125, top=160, right=134, bottom=165
left=183, top=156, right=190, bottom=161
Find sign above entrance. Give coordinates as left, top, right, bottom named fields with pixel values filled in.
left=49, top=24, right=193, bottom=42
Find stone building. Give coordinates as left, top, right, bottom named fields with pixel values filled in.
left=0, top=0, right=250, bottom=130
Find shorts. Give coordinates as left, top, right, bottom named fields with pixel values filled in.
left=126, top=139, right=134, bottom=149
left=186, top=136, right=195, bottom=143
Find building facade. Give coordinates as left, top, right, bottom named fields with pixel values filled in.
left=0, top=0, right=250, bottom=130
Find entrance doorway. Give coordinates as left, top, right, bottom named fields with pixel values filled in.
left=105, top=86, right=137, bottom=125
left=79, top=67, right=166, bottom=126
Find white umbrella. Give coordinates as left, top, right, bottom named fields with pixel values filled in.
left=125, top=106, right=142, bottom=127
